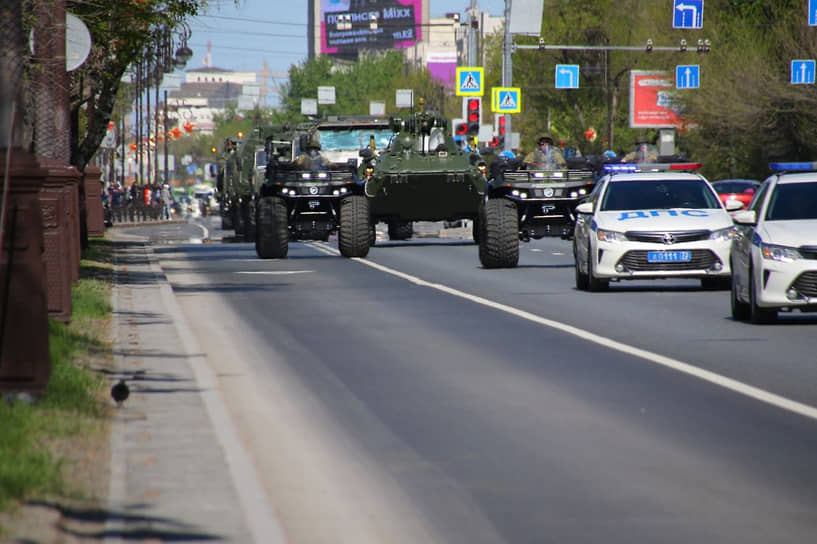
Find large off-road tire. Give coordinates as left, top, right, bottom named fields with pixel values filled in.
left=574, top=240, right=589, bottom=290
left=479, top=197, right=519, bottom=269
left=387, top=220, right=413, bottom=241
left=232, top=204, right=245, bottom=236
left=220, top=209, right=233, bottom=230
left=731, top=266, right=750, bottom=321
left=242, top=200, right=256, bottom=242
left=749, top=264, right=776, bottom=324
left=587, top=246, right=609, bottom=292
left=339, top=195, right=371, bottom=258
left=255, top=196, right=288, bottom=259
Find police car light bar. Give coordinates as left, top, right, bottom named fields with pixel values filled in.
left=769, top=162, right=817, bottom=171
left=603, top=164, right=639, bottom=173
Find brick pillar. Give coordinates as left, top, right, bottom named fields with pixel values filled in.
left=64, top=172, right=80, bottom=282
left=0, top=149, right=51, bottom=393
left=83, top=166, right=105, bottom=238
left=39, top=158, right=81, bottom=322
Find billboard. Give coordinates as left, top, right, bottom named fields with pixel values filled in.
left=320, top=0, right=423, bottom=57
left=629, top=70, right=685, bottom=128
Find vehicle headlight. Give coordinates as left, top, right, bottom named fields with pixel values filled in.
left=709, top=225, right=736, bottom=241
left=761, top=242, right=801, bottom=262
left=597, top=229, right=627, bottom=243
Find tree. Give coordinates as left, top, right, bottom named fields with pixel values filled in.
left=65, top=0, right=209, bottom=170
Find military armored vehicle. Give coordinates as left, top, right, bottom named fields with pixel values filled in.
left=357, top=107, right=487, bottom=241
left=218, top=131, right=267, bottom=242
left=254, top=126, right=372, bottom=259
left=478, top=155, right=597, bottom=268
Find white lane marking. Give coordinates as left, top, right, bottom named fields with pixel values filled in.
left=552, top=251, right=566, bottom=256
left=312, top=242, right=817, bottom=422
left=236, top=270, right=314, bottom=275
left=530, top=248, right=544, bottom=252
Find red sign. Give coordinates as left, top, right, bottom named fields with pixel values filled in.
left=629, top=71, right=684, bottom=128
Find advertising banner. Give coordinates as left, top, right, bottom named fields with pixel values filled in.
left=321, top=0, right=423, bottom=57
left=629, top=70, right=684, bottom=128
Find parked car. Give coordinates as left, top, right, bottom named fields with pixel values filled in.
left=730, top=163, right=817, bottom=323
left=711, top=179, right=761, bottom=210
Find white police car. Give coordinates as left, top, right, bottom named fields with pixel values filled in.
left=730, top=162, right=817, bottom=323
left=573, top=163, right=742, bottom=291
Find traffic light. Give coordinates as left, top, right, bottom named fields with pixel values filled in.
left=466, top=98, right=481, bottom=136
left=455, top=122, right=469, bottom=137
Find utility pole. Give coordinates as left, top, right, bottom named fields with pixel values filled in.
left=502, top=0, right=512, bottom=152
left=467, top=0, right=478, bottom=66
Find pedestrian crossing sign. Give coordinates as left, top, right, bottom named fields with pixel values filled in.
left=456, top=67, right=484, bottom=96
left=492, top=87, right=521, bottom=113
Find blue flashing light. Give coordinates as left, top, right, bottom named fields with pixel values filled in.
left=769, top=162, right=817, bottom=171
left=603, top=164, right=639, bottom=173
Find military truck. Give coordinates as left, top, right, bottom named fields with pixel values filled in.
left=218, top=131, right=268, bottom=242
left=357, top=107, right=488, bottom=242
left=478, top=155, right=597, bottom=268
left=311, top=115, right=393, bottom=166
left=254, top=126, right=372, bottom=259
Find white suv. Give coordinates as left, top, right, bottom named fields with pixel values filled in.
left=573, top=163, right=741, bottom=291
left=730, top=163, right=817, bottom=323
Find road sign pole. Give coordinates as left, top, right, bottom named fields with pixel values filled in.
left=503, top=0, right=512, bottom=152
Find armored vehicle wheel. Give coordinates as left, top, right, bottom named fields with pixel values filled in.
left=339, top=195, right=371, bottom=258
left=232, top=204, right=245, bottom=236
left=387, top=220, right=413, bottom=241
left=479, top=198, right=519, bottom=269
left=255, top=196, right=288, bottom=258
left=221, top=209, right=233, bottom=230
left=242, top=201, right=256, bottom=242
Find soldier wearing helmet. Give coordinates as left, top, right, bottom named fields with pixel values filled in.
left=295, top=133, right=326, bottom=168
left=524, top=134, right=566, bottom=169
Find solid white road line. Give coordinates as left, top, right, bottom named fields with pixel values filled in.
left=312, top=242, right=817, bottom=422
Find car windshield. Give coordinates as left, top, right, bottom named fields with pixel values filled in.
left=600, top=179, right=722, bottom=211
left=764, top=181, right=817, bottom=220
left=318, top=128, right=394, bottom=151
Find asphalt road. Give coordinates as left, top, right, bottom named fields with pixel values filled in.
left=129, top=215, right=817, bottom=543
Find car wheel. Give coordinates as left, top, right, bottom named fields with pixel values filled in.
left=730, top=267, right=750, bottom=321
left=587, top=246, right=609, bottom=292
left=749, top=264, right=776, bottom=324
left=574, top=240, right=589, bottom=290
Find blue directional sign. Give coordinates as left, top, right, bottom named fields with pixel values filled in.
left=555, top=65, right=580, bottom=89
left=673, top=0, right=704, bottom=29
left=675, top=65, right=700, bottom=89
left=791, top=59, right=816, bottom=84
left=810, top=0, right=817, bottom=26
left=456, top=67, right=483, bottom=96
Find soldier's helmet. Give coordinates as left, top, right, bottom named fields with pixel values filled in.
left=306, top=135, right=321, bottom=151
left=537, top=134, right=554, bottom=146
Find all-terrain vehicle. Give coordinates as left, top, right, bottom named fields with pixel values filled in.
left=478, top=154, right=597, bottom=268
left=357, top=107, right=488, bottom=241
left=254, top=127, right=371, bottom=259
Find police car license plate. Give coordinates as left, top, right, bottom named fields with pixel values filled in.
left=647, top=250, right=691, bottom=263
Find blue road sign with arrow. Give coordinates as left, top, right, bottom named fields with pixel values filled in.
left=555, top=65, right=579, bottom=89
left=675, top=65, right=700, bottom=89
left=673, top=0, right=703, bottom=29
left=810, top=0, right=817, bottom=26
left=791, top=60, right=816, bottom=84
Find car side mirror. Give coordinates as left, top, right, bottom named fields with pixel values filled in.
left=575, top=202, right=594, bottom=214
left=725, top=199, right=744, bottom=212
left=732, top=209, right=757, bottom=225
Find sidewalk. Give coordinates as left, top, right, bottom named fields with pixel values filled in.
left=105, top=228, right=285, bottom=543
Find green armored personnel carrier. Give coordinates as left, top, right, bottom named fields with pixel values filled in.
left=254, top=126, right=372, bottom=259
left=216, top=133, right=266, bottom=242
left=478, top=155, right=597, bottom=268
left=357, top=107, right=487, bottom=241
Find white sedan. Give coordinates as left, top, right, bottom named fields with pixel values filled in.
left=730, top=164, right=817, bottom=323
left=573, top=165, right=741, bottom=291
